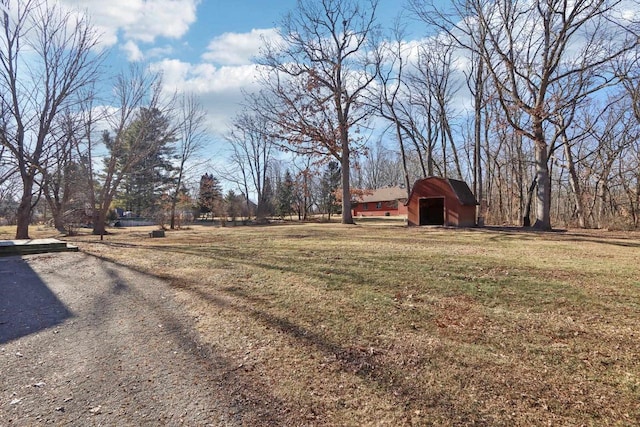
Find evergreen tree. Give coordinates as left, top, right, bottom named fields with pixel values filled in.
left=224, top=190, right=245, bottom=224
left=276, top=170, right=295, bottom=219
left=198, top=173, right=223, bottom=218
left=113, top=107, right=176, bottom=217
left=320, top=161, right=341, bottom=220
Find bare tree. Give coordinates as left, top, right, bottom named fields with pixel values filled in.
left=0, top=141, right=17, bottom=190
left=410, top=0, right=638, bottom=230
left=169, top=93, right=206, bottom=229
left=371, top=24, right=413, bottom=195
left=257, top=0, right=381, bottom=224
left=0, top=141, right=19, bottom=223
left=0, top=0, right=102, bottom=238
left=225, top=108, right=276, bottom=220
left=358, top=139, right=403, bottom=189
left=41, top=109, right=88, bottom=232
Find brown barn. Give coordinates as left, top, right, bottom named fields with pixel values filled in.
left=406, top=177, right=478, bottom=227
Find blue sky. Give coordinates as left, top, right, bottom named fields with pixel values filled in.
left=59, top=0, right=428, bottom=141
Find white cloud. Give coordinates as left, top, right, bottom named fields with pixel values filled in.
left=149, top=59, right=264, bottom=133
left=121, top=40, right=144, bottom=62
left=147, top=45, right=175, bottom=59
left=61, top=0, right=199, bottom=47
left=202, top=28, right=281, bottom=65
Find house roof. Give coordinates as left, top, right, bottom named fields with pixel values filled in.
left=355, top=186, right=408, bottom=203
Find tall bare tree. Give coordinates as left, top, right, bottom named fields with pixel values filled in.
left=0, top=0, right=102, bottom=238
left=225, top=108, right=276, bottom=220
left=413, top=39, right=464, bottom=180
left=41, top=110, right=88, bottom=232
left=169, top=93, right=206, bottom=229
left=372, top=24, right=422, bottom=196
left=410, top=0, right=638, bottom=230
left=258, top=0, right=381, bottom=224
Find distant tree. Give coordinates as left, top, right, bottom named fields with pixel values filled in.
left=291, top=157, right=314, bottom=220
left=159, top=185, right=195, bottom=229
left=170, top=93, right=206, bottom=229
left=262, top=176, right=275, bottom=218
left=0, top=163, right=19, bottom=224
left=225, top=109, right=276, bottom=220
left=257, top=0, right=381, bottom=225
left=359, top=140, right=403, bottom=190
left=0, top=0, right=102, bottom=238
left=198, top=173, right=223, bottom=219
left=275, top=170, right=295, bottom=219
left=224, top=190, right=245, bottom=225
left=320, top=161, right=341, bottom=220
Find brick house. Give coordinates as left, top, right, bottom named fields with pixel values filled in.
left=352, top=186, right=409, bottom=217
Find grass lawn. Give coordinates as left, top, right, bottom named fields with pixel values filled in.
left=3, top=221, right=639, bottom=425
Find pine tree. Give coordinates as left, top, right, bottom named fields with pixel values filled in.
left=320, top=161, right=341, bottom=220
left=198, top=173, right=223, bottom=219
left=276, top=171, right=295, bottom=219
left=114, top=108, right=176, bottom=217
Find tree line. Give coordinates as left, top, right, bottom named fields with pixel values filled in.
left=199, top=160, right=341, bottom=223
left=0, top=1, right=209, bottom=238
left=2, top=0, right=640, bottom=237
left=227, top=0, right=640, bottom=230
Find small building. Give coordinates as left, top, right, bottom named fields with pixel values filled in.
left=406, top=177, right=478, bottom=227
left=352, top=186, right=409, bottom=217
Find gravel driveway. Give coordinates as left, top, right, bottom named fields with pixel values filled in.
left=0, top=252, right=273, bottom=426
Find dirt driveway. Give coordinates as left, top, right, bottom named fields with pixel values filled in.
left=0, top=252, right=279, bottom=426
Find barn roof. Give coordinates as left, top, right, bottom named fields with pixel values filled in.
left=447, top=178, right=478, bottom=206
left=355, top=186, right=408, bottom=203
left=406, top=177, right=478, bottom=206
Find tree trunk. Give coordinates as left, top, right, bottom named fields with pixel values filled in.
left=595, top=177, right=607, bottom=229
left=532, top=118, right=551, bottom=230
left=395, top=122, right=411, bottom=197
left=92, top=209, right=107, bottom=236
left=443, top=117, right=464, bottom=179
left=44, top=183, right=67, bottom=233
left=15, top=175, right=35, bottom=239
left=473, top=64, right=484, bottom=226
left=523, top=176, right=537, bottom=227
left=563, top=137, right=586, bottom=228
left=169, top=168, right=184, bottom=230
left=50, top=200, right=65, bottom=232
left=340, top=140, right=354, bottom=224
left=92, top=194, right=113, bottom=236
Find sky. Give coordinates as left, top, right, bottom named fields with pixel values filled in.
left=58, top=0, right=426, bottom=160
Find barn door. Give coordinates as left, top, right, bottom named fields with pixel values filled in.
left=419, top=197, right=445, bottom=225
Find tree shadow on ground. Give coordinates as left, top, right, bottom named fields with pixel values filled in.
left=467, top=226, right=640, bottom=248
left=87, top=251, right=470, bottom=422
left=55, top=252, right=297, bottom=425
left=0, top=256, right=73, bottom=344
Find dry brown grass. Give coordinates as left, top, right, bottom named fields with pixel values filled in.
left=4, top=222, right=640, bottom=425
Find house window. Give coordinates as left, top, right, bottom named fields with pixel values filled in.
left=376, top=202, right=382, bottom=209
left=363, top=203, right=368, bottom=210
left=387, top=200, right=398, bottom=208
